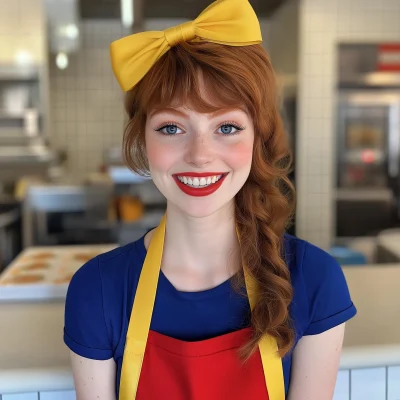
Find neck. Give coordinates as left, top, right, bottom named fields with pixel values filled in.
left=162, top=202, right=240, bottom=280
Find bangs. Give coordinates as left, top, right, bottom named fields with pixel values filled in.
left=135, top=42, right=258, bottom=117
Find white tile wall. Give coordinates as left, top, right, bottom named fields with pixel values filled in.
left=268, top=0, right=299, bottom=78
left=297, top=0, right=400, bottom=249
left=49, top=20, right=127, bottom=177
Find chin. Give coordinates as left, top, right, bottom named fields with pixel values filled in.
left=170, top=196, right=235, bottom=219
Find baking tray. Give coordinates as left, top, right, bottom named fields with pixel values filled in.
left=0, top=244, right=116, bottom=302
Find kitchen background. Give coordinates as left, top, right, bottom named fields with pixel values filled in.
left=1, top=0, right=400, bottom=399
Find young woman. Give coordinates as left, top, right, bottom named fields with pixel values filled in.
left=64, top=1, right=356, bottom=399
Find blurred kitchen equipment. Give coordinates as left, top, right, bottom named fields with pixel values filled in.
left=0, top=200, right=21, bottom=273
left=0, top=64, right=55, bottom=192
left=376, top=228, right=400, bottom=263
left=102, top=146, right=166, bottom=206
left=329, top=246, right=367, bottom=266
left=0, top=65, right=42, bottom=138
left=21, top=166, right=166, bottom=248
left=22, top=179, right=115, bottom=247
left=118, top=195, right=144, bottom=222
left=336, top=43, right=400, bottom=237
left=102, top=146, right=166, bottom=243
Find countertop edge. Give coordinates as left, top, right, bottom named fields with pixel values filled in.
left=340, top=344, right=400, bottom=369
left=2, top=345, right=400, bottom=393
left=0, top=366, right=74, bottom=393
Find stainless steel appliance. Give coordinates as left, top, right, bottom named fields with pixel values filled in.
left=22, top=180, right=115, bottom=247
left=336, top=44, right=400, bottom=237
left=0, top=64, right=55, bottom=192
left=337, top=92, right=400, bottom=190
left=0, top=200, right=21, bottom=272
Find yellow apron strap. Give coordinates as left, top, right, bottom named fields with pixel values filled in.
left=119, top=215, right=285, bottom=400
left=245, top=269, right=285, bottom=400
left=119, top=215, right=166, bottom=399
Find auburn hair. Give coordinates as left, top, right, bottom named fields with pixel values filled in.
left=123, top=41, right=296, bottom=358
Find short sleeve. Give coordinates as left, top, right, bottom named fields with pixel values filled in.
left=64, top=257, right=113, bottom=360
left=302, top=242, right=357, bottom=335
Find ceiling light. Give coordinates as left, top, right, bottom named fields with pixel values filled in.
left=121, top=0, right=134, bottom=28
left=15, top=50, right=33, bottom=65
left=64, top=24, right=79, bottom=39
left=56, top=52, right=69, bottom=70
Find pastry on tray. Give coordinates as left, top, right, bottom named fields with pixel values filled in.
left=73, top=253, right=99, bottom=262
left=19, top=263, right=50, bottom=271
left=2, top=274, right=45, bottom=284
left=54, top=274, right=75, bottom=284
left=31, top=252, right=55, bottom=260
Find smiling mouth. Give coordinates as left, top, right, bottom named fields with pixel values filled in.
left=175, top=174, right=225, bottom=188
left=172, top=173, right=229, bottom=197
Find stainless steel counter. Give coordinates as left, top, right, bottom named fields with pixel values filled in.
left=0, top=145, right=55, bottom=184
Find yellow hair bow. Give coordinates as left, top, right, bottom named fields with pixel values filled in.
left=110, top=0, right=262, bottom=92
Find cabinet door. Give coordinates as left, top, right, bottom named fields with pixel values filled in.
left=3, top=394, right=38, bottom=400
left=388, top=366, right=400, bottom=400
left=39, top=391, right=76, bottom=400
left=351, top=367, right=386, bottom=400
left=333, top=370, right=350, bottom=400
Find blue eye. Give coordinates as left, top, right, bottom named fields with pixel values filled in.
left=218, top=124, right=244, bottom=135
left=156, top=124, right=182, bottom=135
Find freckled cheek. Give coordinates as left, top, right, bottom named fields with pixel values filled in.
left=145, top=138, right=181, bottom=173
left=223, top=141, right=254, bottom=169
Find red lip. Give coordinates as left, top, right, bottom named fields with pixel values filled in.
left=173, top=173, right=228, bottom=197
left=173, top=172, right=226, bottom=178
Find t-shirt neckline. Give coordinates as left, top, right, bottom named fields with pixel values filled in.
left=135, top=234, right=233, bottom=300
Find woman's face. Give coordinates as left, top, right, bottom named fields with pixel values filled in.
left=144, top=101, right=254, bottom=218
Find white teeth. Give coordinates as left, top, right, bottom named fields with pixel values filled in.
left=177, top=174, right=224, bottom=188
left=192, top=178, right=200, bottom=187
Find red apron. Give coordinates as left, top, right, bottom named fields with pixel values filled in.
left=119, top=215, right=285, bottom=400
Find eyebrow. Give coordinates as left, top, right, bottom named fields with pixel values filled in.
left=211, top=107, right=248, bottom=117
left=149, top=107, right=248, bottom=119
left=149, top=108, right=188, bottom=118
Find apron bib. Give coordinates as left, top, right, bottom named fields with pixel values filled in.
left=119, top=215, right=285, bottom=400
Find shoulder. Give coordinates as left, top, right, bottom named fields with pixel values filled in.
left=64, top=237, right=147, bottom=358
left=283, top=234, right=356, bottom=337
left=67, top=237, right=148, bottom=321
left=67, top=238, right=146, bottom=314
left=70, top=238, right=146, bottom=289
left=67, top=238, right=147, bottom=319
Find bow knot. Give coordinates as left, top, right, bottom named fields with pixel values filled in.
left=165, top=21, right=196, bottom=47
left=110, top=0, right=263, bottom=92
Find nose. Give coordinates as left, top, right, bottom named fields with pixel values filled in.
left=184, top=133, right=214, bottom=167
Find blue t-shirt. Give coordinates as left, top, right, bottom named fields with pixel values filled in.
left=64, top=234, right=356, bottom=396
